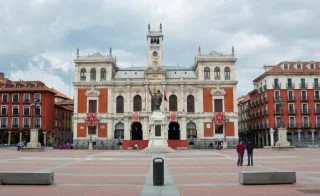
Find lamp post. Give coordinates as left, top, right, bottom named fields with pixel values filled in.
left=274, top=97, right=291, bottom=147
left=26, top=98, right=41, bottom=148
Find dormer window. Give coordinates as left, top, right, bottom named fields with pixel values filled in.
left=90, top=68, right=96, bottom=81
left=284, top=64, right=288, bottom=70
left=310, top=64, right=315, bottom=69
left=297, top=64, right=301, bottom=69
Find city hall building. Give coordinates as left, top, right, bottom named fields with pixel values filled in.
left=72, top=24, right=239, bottom=149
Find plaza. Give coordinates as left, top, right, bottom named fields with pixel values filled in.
left=0, top=148, right=319, bottom=196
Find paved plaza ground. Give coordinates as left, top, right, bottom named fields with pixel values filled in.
left=0, top=148, right=319, bottom=196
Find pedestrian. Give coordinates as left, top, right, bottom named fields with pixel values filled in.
left=236, top=141, right=245, bottom=166
left=208, top=142, right=213, bottom=149
left=246, top=141, right=254, bottom=166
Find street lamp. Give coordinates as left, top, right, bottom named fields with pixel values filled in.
left=26, top=98, right=41, bottom=148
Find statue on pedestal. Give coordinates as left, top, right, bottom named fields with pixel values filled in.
left=149, top=88, right=163, bottom=110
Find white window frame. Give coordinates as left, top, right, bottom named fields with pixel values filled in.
left=316, top=103, right=320, bottom=113
left=23, top=105, right=30, bottom=116
left=1, top=94, right=8, bottom=102
left=302, top=116, right=309, bottom=127
left=12, top=117, right=19, bottom=128
left=23, top=117, right=30, bottom=128
left=1, top=117, right=7, bottom=128
left=34, top=117, right=41, bottom=128
left=12, top=105, right=19, bottom=116
left=274, top=90, right=280, bottom=99
left=1, top=105, right=7, bottom=115
left=288, top=103, right=294, bottom=113
left=289, top=116, right=295, bottom=127
left=315, top=90, right=320, bottom=100
left=23, top=93, right=30, bottom=102
left=301, top=90, right=307, bottom=99
left=34, top=93, right=41, bottom=102
left=12, top=93, right=19, bottom=102
left=35, top=105, right=41, bottom=116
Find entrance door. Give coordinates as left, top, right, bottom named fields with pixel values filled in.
left=168, top=122, right=180, bottom=140
left=131, top=122, right=143, bottom=140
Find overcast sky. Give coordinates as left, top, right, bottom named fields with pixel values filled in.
left=1, top=0, right=319, bottom=98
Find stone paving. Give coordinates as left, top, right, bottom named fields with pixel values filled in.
left=0, top=148, right=319, bottom=196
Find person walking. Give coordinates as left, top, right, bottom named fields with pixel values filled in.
left=246, top=141, right=254, bottom=166
left=236, top=141, right=245, bottom=166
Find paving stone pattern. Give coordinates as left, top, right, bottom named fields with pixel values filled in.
left=0, top=149, right=319, bottom=196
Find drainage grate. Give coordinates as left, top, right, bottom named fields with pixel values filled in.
left=299, top=189, right=320, bottom=194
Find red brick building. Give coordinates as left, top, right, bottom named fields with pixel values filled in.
left=238, top=61, right=320, bottom=147
left=0, top=76, right=73, bottom=146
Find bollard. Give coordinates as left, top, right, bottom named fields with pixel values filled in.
left=153, top=157, right=164, bottom=186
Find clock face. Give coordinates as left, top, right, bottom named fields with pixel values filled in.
left=152, top=51, right=158, bottom=59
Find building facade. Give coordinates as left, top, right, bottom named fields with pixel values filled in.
left=73, top=24, right=239, bottom=150
left=238, top=61, right=320, bottom=147
left=0, top=78, right=73, bottom=146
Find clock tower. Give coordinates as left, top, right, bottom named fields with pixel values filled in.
left=147, top=23, right=164, bottom=67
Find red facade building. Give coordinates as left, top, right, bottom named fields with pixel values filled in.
left=238, top=61, right=320, bottom=147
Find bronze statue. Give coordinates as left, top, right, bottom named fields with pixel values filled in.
left=149, top=88, right=163, bottom=110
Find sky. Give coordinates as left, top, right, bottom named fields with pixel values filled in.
left=1, top=0, right=320, bottom=98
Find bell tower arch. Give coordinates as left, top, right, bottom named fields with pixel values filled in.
left=147, top=23, right=164, bottom=67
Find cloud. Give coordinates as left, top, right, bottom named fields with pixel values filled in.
left=1, top=0, right=320, bottom=98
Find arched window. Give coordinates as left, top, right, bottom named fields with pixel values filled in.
left=133, top=95, right=142, bottom=111
left=224, top=67, right=230, bottom=80
left=100, top=68, right=106, bottom=81
left=90, top=68, right=96, bottom=81
left=169, top=95, right=177, bottom=111
left=116, top=96, right=124, bottom=113
left=114, top=122, right=124, bottom=139
left=80, top=68, right=86, bottom=81
left=204, top=67, right=210, bottom=80
left=214, top=67, right=220, bottom=80
left=187, top=95, right=195, bottom=113
left=187, top=122, right=197, bottom=138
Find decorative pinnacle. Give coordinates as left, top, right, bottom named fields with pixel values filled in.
left=232, top=45, right=235, bottom=56
left=148, top=23, right=150, bottom=32
left=76, top=48, right=79, bottom=58
left=198, top=46, right=201, bottom=56
left=109, top=48, right=112, bottom=56
left=160, top=23, right=162, bottom=32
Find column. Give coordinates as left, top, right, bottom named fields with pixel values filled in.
left=311, top=129, right=315, bottom=143
left=180, top=84, right=184, bottom=112
left=126, top=85, right=131, bottom=113
left=143, top=117, right=148, bottom=140
left=265, top=132, right=269, bottom=146
left=107, top=119, right=113, bottom=139
left=270, top=129, right=274, bottom=147
left=181, top=117, right=186, bottom=140
left=8, top=131, right=12, bottom=145
left=43, top=132, right=47, bottom=146
left=124, top=118, right=130, bottom=140
left=19, top=132, right=22, bottom=143
left=298, top=130, right=301, bottom=142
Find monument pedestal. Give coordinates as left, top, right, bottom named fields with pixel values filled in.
left=272, top=128, right=295, bottom=151
left=22, top=129, right=43, bottom=152
left=88, top=141, right=93, bottom=150
left=143, top=110, right=173, bottom=153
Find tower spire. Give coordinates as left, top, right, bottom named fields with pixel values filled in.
left=76, top=48, right=79, bottom=58
left=198, top=46, right=201, bottom=56
left=160, top=23, right=162, bottom=32
left=148, top=23, right=150, bottom=32
left=232, top=45, right=235, bottom=56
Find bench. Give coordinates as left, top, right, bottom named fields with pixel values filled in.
left=0, top=172, right=54, bottom=185
left=239, top=171, right=296, bottom=185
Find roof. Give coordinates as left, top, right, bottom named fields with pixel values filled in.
left=237, top=95, right=250, bottom=104
left=253, top=61, right=320, bottom=82
left=0, top=80, right=56, bottom=94
left=57, top=99, right=74, bottom=105
left=51, top=88, right=70, bottom=99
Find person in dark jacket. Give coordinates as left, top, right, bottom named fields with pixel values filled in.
left=236, top=141, right=245, bottom=166
left=246, top=141, right=254, bottom=166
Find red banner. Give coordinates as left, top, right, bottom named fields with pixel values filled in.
left=132, top=112, right=140, bottom=122
left=169, top=112, right=177, bottom=122
left=87, top=113, right=97, bottom=127
left=214, top=112, right=224, bottom=126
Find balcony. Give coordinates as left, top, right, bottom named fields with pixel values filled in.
left=12, top=99, right=19, bottom=104
left=288, top=122, right=297, bottom=128
left=301, top=123, right=310, bottom=129
left=287, top=96, right=295, bottom=102
left=34, top=124, right=41, bottom=129
left=12, top=124, right=19, bottom=129
left=35, top=112, right=41, bottom=117
left=301, top=96, right=308, bottom=101
left=23, top=124, right=30, bottom=129
left=315, top=123, right=320, bottom=128
left=23, top=99, right=30, bottom=103
left=274, top=109, right=283, bottom=115
left=0, top=112, right=7, bottom=117
left=274, top=96, right=282, bottom=102
left=313, top=83, right=320, bottom=89
left=23, top=112, right=30, bottom=117
left=273, top=83, right=281, bottom=89
left=288, top=109, right=296, bottom=115
left=300, top=83, right=308, bottom=89
left=314, top=108, right=320, bottom=114
left=275, top=122, right=285, bottom=128
left=301, top=109, right=310, bottom=114
left=1, top=99, right=8, bottom=103
left=286, top=83, right=295, bottom=89
left=314, top=96, right=320, bottom=101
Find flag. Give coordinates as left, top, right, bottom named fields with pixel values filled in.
left=164, top=88, right=167, bottom=102
left=170, top=112, right=177, bottom=122
left=87, top=113, right=97, bottom=127
left=132, top=112, right=140, bottom=122
left=214, top=112, right=224, bottom=126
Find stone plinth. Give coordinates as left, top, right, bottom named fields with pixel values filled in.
left=25, top=129, right=41, bottom=149
left=143, top=110, right=173, bottom=153
left=275, top=128, right=291, bottom=147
